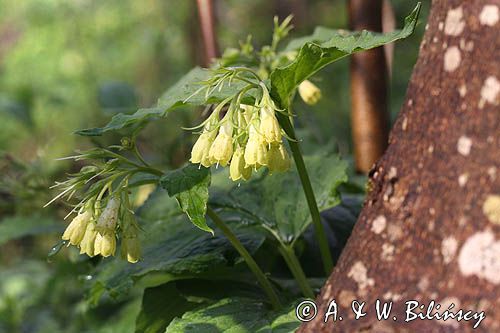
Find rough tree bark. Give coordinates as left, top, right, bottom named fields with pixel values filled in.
left=300, top=0, right=499, bottom=332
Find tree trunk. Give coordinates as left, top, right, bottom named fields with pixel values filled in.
left=349, top=0, right=389, bottom=174
left=299, top=0, right=499, bottom=332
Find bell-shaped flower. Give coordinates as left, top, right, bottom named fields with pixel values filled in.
left=244, top=124, right=268, bottom=167
left=62, top=210, right=92, bottom=246
left=94, top=231, right=116, bottom=257
left=208, top=121, right=233, bottom=167
left=259, top=106, right=281, bottom=144
left=96, top=197, right=120, bottom=233
left=79, top=221, right=98, bottom=257
left=267, top=143, right=291, bottom=173
left=230, top=146, right=252, bottom=181
left=298, top=80, right=321, bottom=105
left=190, top=129, right=217, bottom=167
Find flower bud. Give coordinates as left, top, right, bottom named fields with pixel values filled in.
left=268, top=143, right=291, bottom=173
left=208, top=122, right=233, bottom=167
left=190, top=130, right=216, bottom=167
left=79, top=222, right=98, bottom=257
left=230, top=147, right=252, bottom=181
left=298, top=80, right=321, bottom=105
left=121, top=235, right=141, bottom=263
left=62, top=210, right=92, bottom=246
left=94, top=231, right=116, bottom=257
left=259, top=106, right=281, bottom=144
left=96, top=197, right=120, bottom=233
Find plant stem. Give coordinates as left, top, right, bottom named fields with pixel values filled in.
left=278, top=245, right=315, bottom=299
left=206, top=207, right=282, bottom=309
left=277, top=113, right=334, bottom=274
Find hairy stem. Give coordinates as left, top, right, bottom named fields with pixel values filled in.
left=206, top=207, right=282, bottom=309
left=279, top=245, right=315, bottom=299
left=277, top=113, right=334, bottom=274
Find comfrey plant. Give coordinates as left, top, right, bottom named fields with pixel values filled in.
left=47, top=4, right=421, bottom=321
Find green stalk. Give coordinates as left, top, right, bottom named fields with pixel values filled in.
left=206, top=207, right=282, bottom=309
left=277, top=113, right=334, bottom=274
left=278, top=245, right=314, bottom=299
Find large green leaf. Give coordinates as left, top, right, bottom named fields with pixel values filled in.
left=160, top=164, right=212, bottom=234
left=270, top=3, right=421, bottom=108
left=87, top=190, right=265, bottom=305
left=210, top=154, right=348, bottom=244
left=135, top=283, right=197, bottom=333
left=166, top=297, right=300, bottom=333
left=77, top=67, right=256, bottom=136
left=0, top=215, right=62, bottom=246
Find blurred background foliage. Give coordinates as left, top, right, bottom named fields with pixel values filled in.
left=0, top=0, right=428, bottom=332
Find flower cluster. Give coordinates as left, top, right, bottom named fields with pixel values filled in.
left=190, top=86, right=291, bottom=181
left=61, top=195, right=141, bottom=263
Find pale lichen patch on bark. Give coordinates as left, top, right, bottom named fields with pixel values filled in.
left=441, top=236, right=458, bottom=264
left=371, top=215, right=387, bottom=234
left=458, top=173, right=469, bottom=187
left=458, top=84, right=467, bottom=97
left=479, top=5, right=499, bottom=26
left=458, top=230, right=500, bottom=284
left=457, top=135, right=472, bottom=156
left=487, top=166, right=497, bottom=180
left=444, top=7, right=466, bottom=36
left=347, top=261, right=375, bottom=292
left=381, top=243, right=395, bottom=261
left=479, top=76, right=499, bottom=108
left=444, top=46, right=461, bottom=72
left=482, top=195, right=500, bottom=225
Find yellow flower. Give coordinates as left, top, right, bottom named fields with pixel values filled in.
left=79, top=222, right=98, bottom=257
left=62, top=210, right=92, bottom=246
left=96, top=197, right=120, bottom=233
left=94, top=231, right=116, bottom=257
left=244, top=125, right=268, bottom=167
left=208, top=122, right=233, bottom=167
left=121, top=236, right=141, bottom=263
left=259, top=106, right=281, bottom=144
left=268, top=143, right=291, bottom=173
left=190, top=130, right=216, bottom=167
left=230, top=147, right=252, bottom=181
left=298, top=80, right=321, bottom=105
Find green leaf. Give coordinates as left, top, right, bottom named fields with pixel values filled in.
left=87, top=190, right=265, bottom=304
left=160, top=164, right=212, bottom=234
left=77, top=67, right=257, bottom=136
left=210, top=154, right=348, bottom=244
left=0, top=215, right=62, bottom=246
left=166, top=297, right=300, bottom=333
left=135, top=283, right=197, bottom=333
left=270, top=3, right=421, bottom=108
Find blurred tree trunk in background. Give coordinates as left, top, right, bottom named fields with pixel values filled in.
left=300, top=0, right=500, bottom=331
left=349, top=0, right=389, bottom=174
left=196, top=0, right=220, bottom=66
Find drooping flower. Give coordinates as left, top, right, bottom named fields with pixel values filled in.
left=79, top=221, right=98, bottom=257
left=230, top=146, right=252, bottom=181
left=268, top=143, right=291, bottom=173
left=62, top=210, right=92, bottom=246
left=244, top=124, right=268, bottom=167
left=259, top=106, right=281, bottom=144
left=298, top=80, right=321, bottom=105
left=94, top=231, right=116, bottom=257
left=190, top=129, right=217, bottom=167
left=209, top=121, right=233, bottom=167
left=96, top=196, right=120, bottom=233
